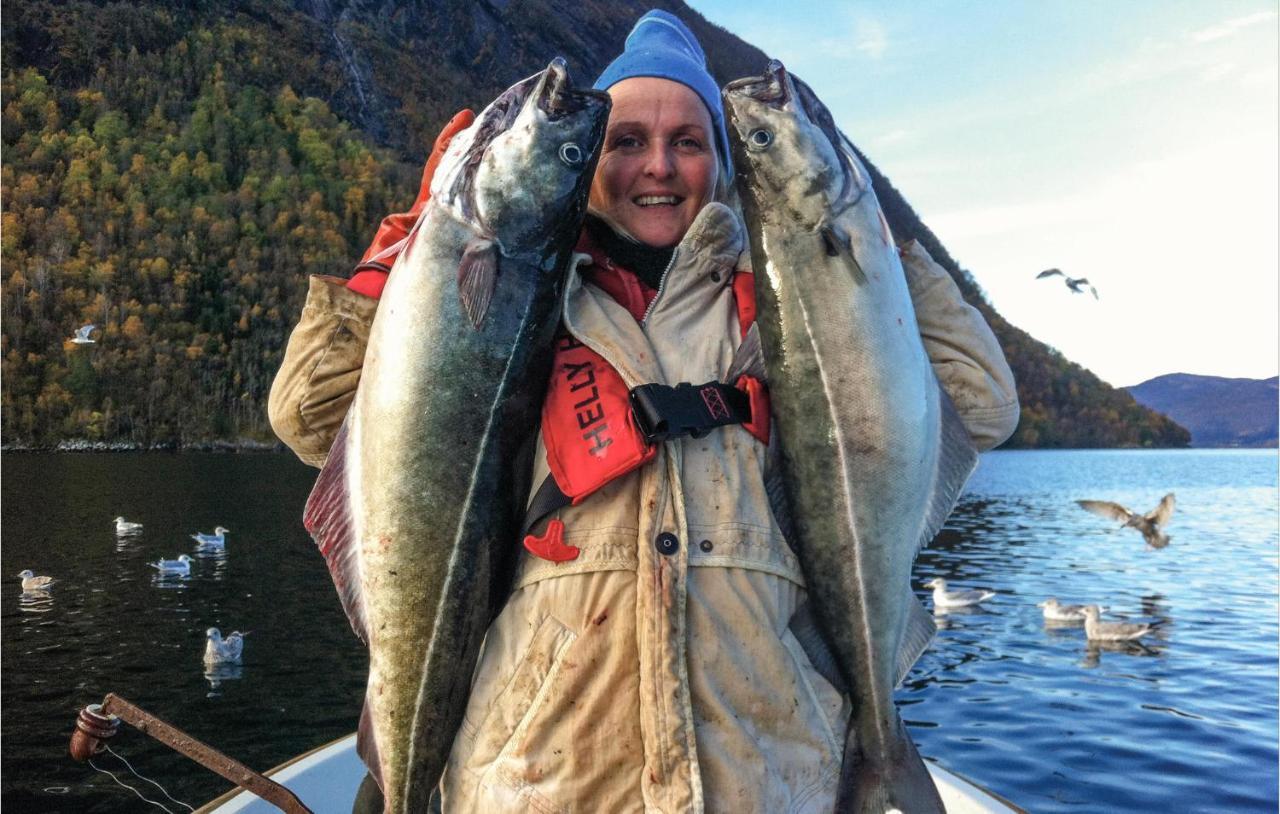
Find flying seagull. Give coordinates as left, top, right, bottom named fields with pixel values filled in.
left=70, top=324, right=97, bottom=344
left=1082, top=605, right=1161, bottom=641
left=1076, top=493, right=1176, bottom=548
left=1037, top=268, right=1098, bottom=299
left=203, top=628, right=249, bottom=664
left=16, top=570, right=54, bottom=591
left=925, top=577, right=996, bottom=610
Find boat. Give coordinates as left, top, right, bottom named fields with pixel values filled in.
left=197, top=734, right=1024, bottom=813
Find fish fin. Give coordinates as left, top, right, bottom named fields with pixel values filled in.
left=788, top=601, right=849, bottom=694
left=820, top=224, right=867, bottom=284
left=838, top=714, right=945, bottom=814
left=457, top=237, right=498, bottom=329
left=303, top=418, right=368, bottom=644
left=724, top=322, right=767, bottom=384
left=917, top=385, right=979, bottom=550
left=764, top=434, right=799, bottom=550
left=895, top=593, right=936, bottom=687
left=356, top=694, right=383, bottom=794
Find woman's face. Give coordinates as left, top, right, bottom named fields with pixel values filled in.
left=589, top=77, right=719, bottom=248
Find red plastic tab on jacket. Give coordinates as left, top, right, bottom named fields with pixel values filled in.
left=523, top=519, right=579, bottom=563
left=542, top=333, right=656, bottom=503
left=737, top=375, right=770, bottom=446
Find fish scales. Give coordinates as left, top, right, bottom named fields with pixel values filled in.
left=305, top=60, right=609, bottom=813
left=724, top=62, right=976, bottom=813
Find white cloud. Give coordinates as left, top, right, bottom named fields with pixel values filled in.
left=854, top=18, right=888, bottom=60
left=1190, top=10, right=1278, bottom=43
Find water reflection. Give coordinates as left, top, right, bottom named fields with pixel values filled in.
left=204, top=661, right=245, bottom=693
left=150, top=573, right=191, bottom=590
left=18, top=589, right=55, bottom=613
left=192, top=545, right=229, bottom=580
left=1081, top=639, right=1163, bottom=669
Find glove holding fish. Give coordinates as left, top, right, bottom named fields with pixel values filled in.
left=304, top=58, right=610, bottom=813
left=723, top=61, right=978, bottom=813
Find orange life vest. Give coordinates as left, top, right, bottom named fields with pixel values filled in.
left=523, top=236, right=769, bottom=563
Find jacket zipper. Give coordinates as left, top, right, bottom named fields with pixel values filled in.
left=639, top=248, right=680, bottom=327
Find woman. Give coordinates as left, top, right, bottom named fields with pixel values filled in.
left=269, top=10, right=1019, bottom=812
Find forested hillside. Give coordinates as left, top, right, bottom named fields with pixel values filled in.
left=1, top=0, right=1189, bottom=449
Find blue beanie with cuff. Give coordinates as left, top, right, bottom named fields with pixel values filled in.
left=593, top=10, right=733, bottom=180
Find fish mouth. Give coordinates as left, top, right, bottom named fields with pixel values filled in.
left=729, top=59, right=868, bottom=216
left=724, top=59, right=791, bottom=107
left=535, top=57, right=612, bottom=120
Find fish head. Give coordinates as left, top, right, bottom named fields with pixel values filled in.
left=723, top=61, right=868, bottom=230
left=435, top=58, right=611, bottom=262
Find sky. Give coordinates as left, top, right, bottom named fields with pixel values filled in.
left=685, top=0, right=1278, bottom=387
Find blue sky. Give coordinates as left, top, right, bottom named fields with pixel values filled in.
left=686, top=1, right=1278, bottom=386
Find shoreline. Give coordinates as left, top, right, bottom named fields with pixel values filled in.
left=1, top=439, right=286, bottom=453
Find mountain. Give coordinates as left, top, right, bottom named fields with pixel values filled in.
left=1, top=0, right=1189, bottom=449
left=1126, top=374, right=1278, bottom=447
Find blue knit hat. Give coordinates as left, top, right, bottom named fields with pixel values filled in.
left=594, top=10, right=732, bottom=180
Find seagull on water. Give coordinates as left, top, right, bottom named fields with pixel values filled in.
left=114, top=516, right=143, bottom=535
left=926, top=578, right=996, bottom=609
left=191, top=526, right=229, bottom=548
left=70, top=324, right=97, bottom=344
left=16, top=570, right=55, bottom=591
left=1076, top=493, right=1176, bottom=547
left=1036, top=268, right=1098, bottom=299
left=1082, top=605, right=1161, bottom=641
left=203, top=628, right=248, bottom=664
left=149, top=555, right=193, bottom=575
left=1038, top=597, right=1107, bottom=622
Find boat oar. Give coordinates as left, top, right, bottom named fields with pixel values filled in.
left=69, top=693, right=313, bottom=813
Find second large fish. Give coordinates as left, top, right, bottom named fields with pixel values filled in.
left=724, top=62, right=977, bottom=813
left=304, top=59, right=610, bottom=813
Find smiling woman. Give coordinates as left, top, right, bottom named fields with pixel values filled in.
left=266, top=7, right=1020, bottom=814
left=588, top=77, right=720, bottom=247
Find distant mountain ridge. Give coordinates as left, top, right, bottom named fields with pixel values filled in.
left=1, top=0, right=1189, bottom=448
left=1126, top=374, right=1278, bottom=448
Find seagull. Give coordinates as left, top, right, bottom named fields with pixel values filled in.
left=1037, top=597, right=1107, bottom=622
left=1036, top=268, right=1098, bottom=299
left=1082, top=605, right=1160, bottom=641
left=925, top=577, right=996, bottom=609
left=70, top=324, right=97, bottom=344
left=191, top=526, right=229, bottom=548
left=149, top=555, right=193, bottom=575
left=203, top=628, right=248, bottom=664
left=1076, top=493, right=1176, bottom=547
left=16, top=570, right=54, bottom=591
left=114, top=516, right=143, bottom=535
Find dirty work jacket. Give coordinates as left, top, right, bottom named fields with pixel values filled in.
left=268, top=203, right=1019, bottom=813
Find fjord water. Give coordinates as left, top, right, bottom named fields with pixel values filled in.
left=2, top=450, right=1276, bottom=812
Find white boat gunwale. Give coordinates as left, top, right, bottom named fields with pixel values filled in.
left=198, top=733, right=1024, bottom=813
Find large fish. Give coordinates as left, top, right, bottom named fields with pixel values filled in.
left=723, top=62, right=977, bottom=813
left=303, top=59, right=610, bottom=813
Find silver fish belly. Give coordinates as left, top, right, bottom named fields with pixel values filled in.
left=305, top=59, right=609, bottom=813
left=724, top=61, right=976, bottom=814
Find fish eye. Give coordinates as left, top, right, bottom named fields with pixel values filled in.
left=559, top=143, right=584, bottom=165
left=748, top=129, right=773, bottom=149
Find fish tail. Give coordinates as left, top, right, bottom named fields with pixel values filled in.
left=836, top=717, right=945, bottom=814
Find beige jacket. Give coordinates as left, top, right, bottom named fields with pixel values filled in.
left=269, top=204, right=1018, bottom=813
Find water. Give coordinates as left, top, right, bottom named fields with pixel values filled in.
left=2, top=450, right=1276, bottom=812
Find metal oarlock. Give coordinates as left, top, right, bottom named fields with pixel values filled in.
left=69, top=693, right=313, bottom=813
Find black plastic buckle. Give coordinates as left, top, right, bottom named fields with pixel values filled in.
left=629, top=381, right=751, bottom=445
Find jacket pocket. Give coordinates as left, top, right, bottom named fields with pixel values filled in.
left=780, top=626, right=845, bottom=757
left=461, top=614, right=577, bottom=784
